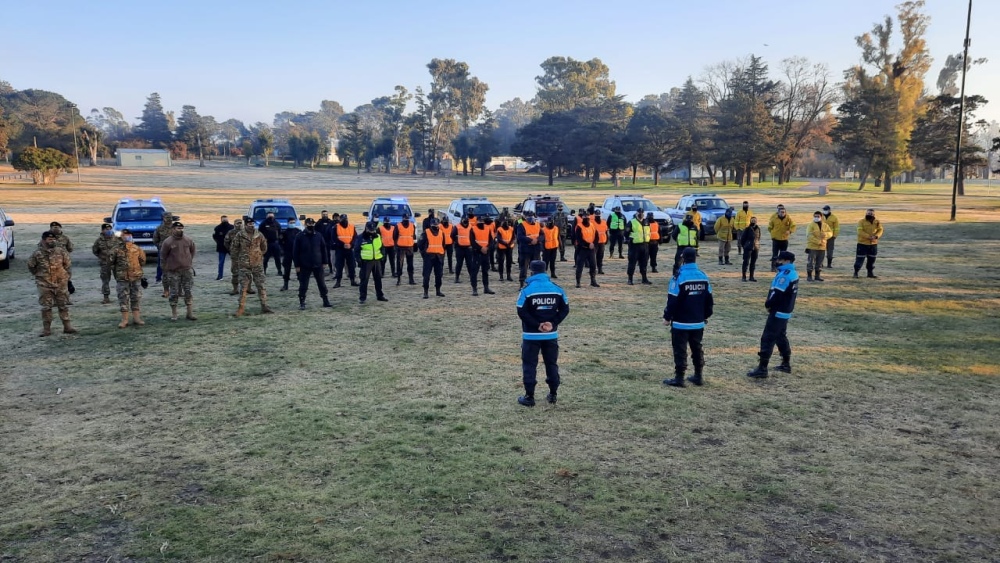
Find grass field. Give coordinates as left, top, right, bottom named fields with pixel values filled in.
left=2, top=162, right=999, bottom=562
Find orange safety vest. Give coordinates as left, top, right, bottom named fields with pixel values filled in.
left=487, top=222, right=496, bottom=238
left=395, top=223, right=415, bottom=247
left=496, top=226, right=514, bottom=249
left=473, top=226, right=492, bottom=248
left=441, top=225, right=453, bottom=245
left=578, top=223, right=596, bottom=244
left=336, top=223, right=355, bottom=245
left=544, top=227, right=560, bottom=249
left=649, top=222, right=660, bottom=242
left=425, top=229, right=445, bottom=255
left=594, top=220, right=608, bottom=244
left=456, top=224, right=473, bottom=247
left=379, top=225, right=395, bottom=247
left=468, top=216, right=478, bottom=227
left=521, top=221, right=540, bottom=243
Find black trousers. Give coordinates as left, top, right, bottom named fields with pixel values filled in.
left=742, top=248, right=759, bottom=278
left=543, top=248, right=558, bottom=277
left=522, top=338, right=559, bottom=397
left=575, top=246, right=596, bottom=282
left=596, top=241, right=605, bottom=273
left=627, top=242, right=648, bottom=280
left=335, top=248, right=357, bottom=282
left=422, top=253, right=444, bottom=290
left=264, top=244, right=282, bottom=274
left=297, top=267, right=328, bottom=302
left=770, top=240, right=789, bottom=270
left=853, top=243, right=878, bottom=273
left=497, top=247, right=513, bottom=279
left=455, top=246, right=471, bottom=281
left=608, top=230, right=624, bottom=257
left=671, top=328, right=705, bottom=377
left=381, top=246, right=397, bottom=277
left=759, top=314, right=791, bottom=364
left=444, top=244, right=454, bottom=273
left=518, top=247, right=541, bottom=283
left=471, top=250, right=490, bottom=290
left=826, top=236, right=836, bottom=265
left=359, top=260, right=384, bottom=301
left=648, top=241, right=659, bottom=270
left=282, top=254, right=294, bottom=283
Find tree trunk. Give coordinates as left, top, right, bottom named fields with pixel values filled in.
left=548, top=165, right=554, bottom=186
left=654, top=167, right=660, bottom=186
left=858, top=154, right=875, bottom=190
left=882, top=168, right=892, bottom=192
left=631, top=164, right=638, bottom=184
left=687, top=159, right=694, bottom=185
left=721, top=168, right=728, bottom=186
left=705, top=164, right=715, bottom=185
left=735, top=167, right=745, bottom=187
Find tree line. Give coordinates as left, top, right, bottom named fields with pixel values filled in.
left=0, top=1, right=994, bottom=189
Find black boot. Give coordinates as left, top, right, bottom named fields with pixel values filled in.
left=518, top=395, right=536, bottom=407
left=687, top=367, right=704, bottom=386
left=423, top=289, right=429, bottom=299
left=590, top=275, right=599, bottom=288
left=749, top=266, right=757, bottom=282
left=299, top=300, right=306, bottom=311
left=746, top=358, right=769, bottom=379
left=436, top=288, right=445, bottom=297
left=663, top=374, right=686, bottom=387
left=718, top=257, right=724, bottom=265
left=280, top=281, right=289, bottom=291
left=775, top=358, right=792, bottom=374
left=322, top=296, right=332, bottom=308
left=409, top=275, right=416, bottom=285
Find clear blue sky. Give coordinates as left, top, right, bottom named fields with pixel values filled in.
left=2, top=0, right=997, bottom=125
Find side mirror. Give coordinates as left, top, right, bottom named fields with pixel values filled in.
left=3, top=219, right=13, bottom=227
left=362, top=211, right=369, bottom=217
left=103, top=217, right=112, bottom=223
left=414, top=213, right=422, bottom=218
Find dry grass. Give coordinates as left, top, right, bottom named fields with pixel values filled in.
left=1, top=162, right=999, bottom=562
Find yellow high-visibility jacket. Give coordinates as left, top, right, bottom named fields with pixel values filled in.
left=806, top=221, right=833, bottom=251
left=768, top=214, right=796, bottom=241
left=857, top=218, right=883, bottom=245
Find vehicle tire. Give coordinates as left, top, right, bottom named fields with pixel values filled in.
left=0, top=257, right=9, bottom=270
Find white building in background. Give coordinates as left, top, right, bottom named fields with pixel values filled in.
left=116, top=149, right=172, bottom=167
left=326, top=137, right=339, bottom=163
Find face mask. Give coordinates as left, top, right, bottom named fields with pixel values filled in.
left=51, top=227, right=62, bottom=235
left=527, top=217, right=535, bottom=224
left=173, top=231, right=184, bottom=238
left=778, top=211, right=785, bottom=217
left=430, top=226, right=439, bottom=234
left=814, top=217, right=821, bottom=223
left=306, top=226, right=314, bottom=232
left=582, top=219, right=591, bottom=227
left=750, top=221, right=757, bottom=227
left=123, top=236, right=133, bottom=243
left=823, top=212, right=830, bottom=218
left=222, top=219, right=229, bottom=224
left=103, top=229, right=113, bottom=236
left=401, top=219, right=409, bottom=226
left=743, top=205, right=748, bottom=211
left=866, top=215, right=875, bottom=221
left=340, top=219, right=348, bottom=226
left=245, top=225, right=254, bottom=232
left=46, top=240, right=57, bottom=248
left=461, top=220, right=469, bottom=227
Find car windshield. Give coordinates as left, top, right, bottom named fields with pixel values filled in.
left=694, top=199, right=728, bottom=210
left=462, top=203, right=499, bottom=216
left=535, top=201, right=560, bottom=216
left=253, top=206, right=296, bottom=221
left=621, top=199, right=657, bottom=212
left=116, top=207, right=166, bottom=222
left=372, top=204, right=412, bottom=217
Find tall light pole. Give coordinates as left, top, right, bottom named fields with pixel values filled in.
left=68, top=103, right=82, bottom=183
left=950, top=0, right=973, bottom=221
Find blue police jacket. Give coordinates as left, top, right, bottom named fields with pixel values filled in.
left=765, top=263, right=799, bottom=319
left=516, top=273, right=569, bottom=340
left=664, top=262, right=714, bottom=329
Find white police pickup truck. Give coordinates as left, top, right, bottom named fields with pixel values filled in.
left=596, top=195, right=673, bottom=234
left=0, top=204, right=15, bottom=270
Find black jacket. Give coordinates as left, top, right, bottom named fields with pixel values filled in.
left=292, top=230, right=328, bottom=269
left=280, top=227, right=302, bottom=255
left=213, top=222, right=234, bottom=253
left=740, top=225, right=761, bottom=252
left=259, top=218, right=281, bottom=245
left=315, top=217, right=334, bottom=237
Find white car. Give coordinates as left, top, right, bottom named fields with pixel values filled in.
left=440, top=197, right=500, bottom=224
left=0, top=205, right=15, bottom=270
left=596, top=195, right=673, bottom=233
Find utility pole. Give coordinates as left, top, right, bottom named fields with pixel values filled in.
left=951, top=0, right=973, bottom=221
left=69, top=103, right=82, bottom=183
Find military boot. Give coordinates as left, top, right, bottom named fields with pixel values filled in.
left=280, top=280, right=289, bottom=291
left=746, top=357, right=769, bottom=379
left=102, top=295, right=111, bottom=304
left=261, top=303, right=274, bottom=314
left=687, top=367, right=704, bottom=386
left=186, top=304, right=197, bottom=321
left=775, top=357, right=792, bottom=374
left=663, top=374, right=686, bottom=387
left=235, top=299, right=246, bottom=317
left=39, top=311, right=53, bottom=337
left=423, top=289, right=429, bottom=299
left=170, top=304, right=179, bottom=321
left=118, top=311, right=130, bottom=329
left=59, top=310, right=78, bottom=334
left=132, top=309, right=145, bottom=326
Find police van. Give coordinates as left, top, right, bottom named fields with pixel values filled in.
left=248, top=199, right=298, bottom=229
left=104, top=198, right=168, bottom=254
left=362, top=196, right=420, bottom=228
left=0, top=204, right=15, bottom=270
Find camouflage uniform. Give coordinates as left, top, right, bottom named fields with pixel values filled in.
left=27, top=244, right=74, bottom=334
left=152, top=213, right=174, bottom=283
left=230, top=226, right=272, bottom=315
left=224, top=219, right=244, bottom=294
left=109, top=241, right=146, bottom=312
left=552, top=209, right=570, bottom=261
left=92, top=235, right=121, bottom=300
left=38, top=230, right=74, bottom=271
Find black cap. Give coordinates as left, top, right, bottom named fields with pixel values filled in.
left=777, top=250, right=795, bottom=263
left=242, top=215, right=253, bottom=223
left=682, top=247, right=698, bottom=263
left=120, top=228, right=132, bottom=235
left=172, top=221, right=184, bottom=228
left=101, top=223, right=112, bottom=229
left=49, top=221, right=62, bottom=227
left=305, top=218, right=316, bottom=225
left=529, top=260, right=547, bottom=274
left=429, top=217, right=440, bottom=227
left=41, top=230, right=56, bottom=239
left=822, top=205, right=831, bottom=211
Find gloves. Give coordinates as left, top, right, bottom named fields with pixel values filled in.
left=67, top=280, right=75, bottom=294
left=140, top=277, right=149, bottom=289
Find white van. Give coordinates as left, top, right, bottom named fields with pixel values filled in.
left=0, top=205, right=15, bottom=270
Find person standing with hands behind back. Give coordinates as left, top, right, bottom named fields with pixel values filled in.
left=662, top=247, right=714, bottom=388
left=516, top=260, right=570, bottom=407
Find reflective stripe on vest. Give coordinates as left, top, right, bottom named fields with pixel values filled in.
left=456, top=224, right=472, bottom=246
left=336, top=224, right=354, bottom=244
left=609, top=214, right=625, bottom=230
left=649, top=222, right=660, bottom=241
left=379, top=225, right=395, bottom=246
left=360, top=236, right=383, bottom=260
left=425, top=230, right=445, bottom=254
left=629, top=219, right=648, bottom=243
left=594, top=220, right=608, bottom=243
left=497, top=227, right=514, bottom=249
left=544, top=227, right=560, bottom=249
left=396, top=223, right=415, bottom=247
left=676, top=225, right=696, bottom=246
